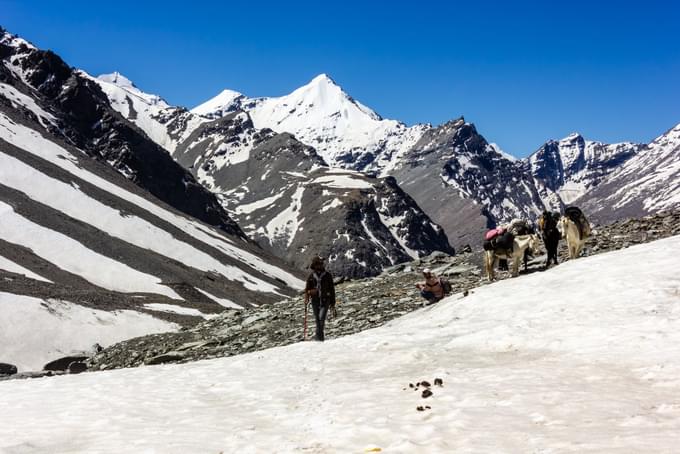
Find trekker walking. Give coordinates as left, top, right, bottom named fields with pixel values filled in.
left=304, top=256, right=336, bottom=342
left=416, top=268, right=445, bottom=304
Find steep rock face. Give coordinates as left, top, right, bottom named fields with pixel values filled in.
left=90, top=75, right=454, bottom=277
left=94, top=75, right=454, bottom=278
left=191, top=74, right=429, bottom=174
left=528, top=133, right=642, bottom=208
left=0, top=30, right=243, bottom=238
left=393, top=119, right=546, bottom=249
left=178, top=119, right=454, bottom=279
left=578, top=124, right=680, bottom=223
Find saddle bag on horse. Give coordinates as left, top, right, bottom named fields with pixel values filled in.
left=564, top=206, right=591, bottom=238
left=484, top=227, right=505, bottom=251
left=509, top=219, right=534, bottom=236
left=484, top=231, right=514, bottom=251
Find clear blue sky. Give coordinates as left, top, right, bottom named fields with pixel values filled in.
left=3, top=0, right=679, bottom=156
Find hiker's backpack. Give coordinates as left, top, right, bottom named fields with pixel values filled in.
left=440, top=278, right=452, bottom=295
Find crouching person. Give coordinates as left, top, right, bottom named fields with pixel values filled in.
left=416, top=268, right=445, bottom=305
left=305, top=256, right=336, bottom=342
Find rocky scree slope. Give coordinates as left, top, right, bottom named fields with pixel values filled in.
left=88, top=210, right=680, bottom=371
left=95, top=75, right=454, bottom=278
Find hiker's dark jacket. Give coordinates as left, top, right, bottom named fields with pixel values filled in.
left=305, top=271, right=336, bottom=307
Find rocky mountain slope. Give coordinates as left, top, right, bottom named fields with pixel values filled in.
left=577, top=123, right=680, bottom=223
left=95, top=74, right=454, bottom=278
left=0, top=28, right=305, bottom=371
left=0, top=29, right=241, bottom=237
left=391, top=119, right=547, bottom=248
left=527, top=133, right=642, bottom=208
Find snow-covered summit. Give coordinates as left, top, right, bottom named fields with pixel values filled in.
left=191, top=73, right=429, bottom=171
left=191, top=88, right=245, bottom=118
left=96, top=72, right=169, bottom=108
left=0, top=28, right=35, bottom=51
left=91, top=72, right=205, bottom=152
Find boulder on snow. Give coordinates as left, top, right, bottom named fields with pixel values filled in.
left=145, top=352, right=185, bottom=365
left=67, top=362, right=87, bottom=374
left=0, top=363, right=18, bottom=376
left=43, top=355, right=89, bottom=371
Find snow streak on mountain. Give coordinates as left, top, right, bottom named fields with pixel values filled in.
left=579, top=123, right=680, bottom=222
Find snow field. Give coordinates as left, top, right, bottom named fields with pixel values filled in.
left=0, top=293, right=177, bottom=371
left=1, top=237, right=680, bottom=452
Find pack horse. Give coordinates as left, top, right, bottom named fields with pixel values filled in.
left=484, top=233, right=541, bottom=281
left=560, top=206, right=591, bottom=259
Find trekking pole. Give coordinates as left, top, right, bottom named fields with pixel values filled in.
left=303, top=293, right=309, bottom=341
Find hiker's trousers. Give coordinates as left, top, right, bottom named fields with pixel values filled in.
left=311, top=301, right=329, bottom=341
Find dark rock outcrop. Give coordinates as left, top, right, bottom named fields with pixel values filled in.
left=0, top=363, right=17, bottom=376
left=43, top=355, right=89, bottom=372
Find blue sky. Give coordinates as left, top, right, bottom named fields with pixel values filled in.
left=2, top=0, right=679, bottom=156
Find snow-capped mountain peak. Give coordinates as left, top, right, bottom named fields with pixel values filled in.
left=191, top=73, right=428, bottom=171
left=92, top=72, right=206, bottom=152
left=191, top=88, right=245, bottom=118
left=96, top=72, right=168, bottom=108
left=0, top=28, right=35, bottom=51
left=98, top=71, right=135, bottom=90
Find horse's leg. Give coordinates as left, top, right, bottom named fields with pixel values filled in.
left=485, top=253, right=493, bottom=281
left=512, top=256, right=520, bottom=277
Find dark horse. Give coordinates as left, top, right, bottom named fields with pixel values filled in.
left=538, top=211, right=561, bottom=268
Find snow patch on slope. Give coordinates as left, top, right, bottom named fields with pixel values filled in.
left=0, top=254, right=51, bottom=283
left=0, top=292, right=177, bottom=371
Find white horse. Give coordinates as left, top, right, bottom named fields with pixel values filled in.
left=559, top=217, right=589, bottom=259
left=485, top=234, right=541, bottom=281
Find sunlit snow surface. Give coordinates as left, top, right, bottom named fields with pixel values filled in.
left=0, top=293, right=177, bottom=372
left=2, top=237, right=680, bottom=452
